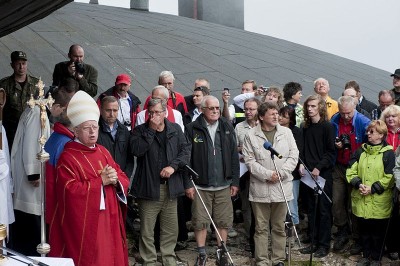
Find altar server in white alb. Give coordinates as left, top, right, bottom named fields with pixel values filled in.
left=11, top=105, right=50, bottom=255
left=0, top=126, right=14, bottom=240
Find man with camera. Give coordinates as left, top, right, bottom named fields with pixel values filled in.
left=330, top=95, right=370, bottom=253
left=52, top=44, right=98, bottom=97
left=222, top=80, right=258, bottom=127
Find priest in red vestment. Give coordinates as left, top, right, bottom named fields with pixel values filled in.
left=48, top=91, right=129, bottom=266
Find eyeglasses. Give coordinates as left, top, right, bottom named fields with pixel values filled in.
left=367, top=130, right=379, bottom=135
left=78, top=125, right=99, bottom=132
left=203, top=106, right=220, bottom=111
left=148, top=110, right=165, bottom=116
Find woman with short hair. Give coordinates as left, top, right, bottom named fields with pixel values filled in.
left=347, top=120, right=395, bottom=266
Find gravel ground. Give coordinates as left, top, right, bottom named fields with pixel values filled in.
left=126, top=217, right=399, bottom=266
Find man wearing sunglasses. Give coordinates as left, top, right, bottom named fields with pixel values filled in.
left=185, top=95, right=239, bottom=266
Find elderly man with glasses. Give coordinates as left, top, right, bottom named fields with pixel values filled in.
left=185, top=95, right=239, bottom=266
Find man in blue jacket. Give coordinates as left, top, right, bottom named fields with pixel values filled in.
left=330, top=95, right=370, bottom=254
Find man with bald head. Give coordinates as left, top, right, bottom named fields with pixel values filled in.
left=136, top=85, right=184, bottom=131
left=330, top=96, right=370, bottom=254
left=342, top=87, right=371, bottom=119
left=314, top=78, right=338, bottom=119
left=52, top=44, right=98, bottom=97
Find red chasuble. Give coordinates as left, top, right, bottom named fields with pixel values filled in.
left=49, top=141, right=129, bottom=266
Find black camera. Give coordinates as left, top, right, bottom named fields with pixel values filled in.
left=335, top=134, right=351, bottom=150
left=74, top=61, right=85, bottom=75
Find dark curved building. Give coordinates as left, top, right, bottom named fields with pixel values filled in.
left=0, top=2, right=391, bottom=102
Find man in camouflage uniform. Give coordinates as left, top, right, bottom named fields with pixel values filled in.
left=0, top=51, right=39, bottom=150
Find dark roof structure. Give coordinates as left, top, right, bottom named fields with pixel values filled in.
left=0, top=2, right=392, bottom=102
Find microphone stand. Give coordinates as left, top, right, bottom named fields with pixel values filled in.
left=0, top=246, right=50, bottom=266
left=297, top=157, right=332, bottom=266
left=270, top=154, right=302, bottom=266
left=184, top=165, right=235, bottom=266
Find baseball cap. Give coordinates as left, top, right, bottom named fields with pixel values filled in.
left=390, top=69, right=400, bottom=78
left=11, top=51, right=27, bottom=62
left=115, top=74, right=131, bottom=85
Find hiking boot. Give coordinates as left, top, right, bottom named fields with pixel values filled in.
left=388, top=252, right=399, bottom=261
left=217, top=251, right=229, bottom=266
left=299, top=245, right=318, bottom=254
left=194, top=253, right=208, bottom=266
left=349, top=242, right=363, bottom=255
left=356, top=257, right=370, bottom=266
left=314, top=247, right=329, bottom=258
left=333, top=227, right=349, bottom=252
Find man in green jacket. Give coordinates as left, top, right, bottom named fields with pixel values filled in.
left=0, top=51, right=39, bottom=150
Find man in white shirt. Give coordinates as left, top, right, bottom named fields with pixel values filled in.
left=136, top=86, right=184, bottom=131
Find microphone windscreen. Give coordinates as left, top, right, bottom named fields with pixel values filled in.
left=263, top=141, right=272, bottom=150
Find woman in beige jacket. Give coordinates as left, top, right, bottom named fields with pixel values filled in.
left=243, top=102, right=299, bottom=266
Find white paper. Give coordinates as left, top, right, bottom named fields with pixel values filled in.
left=239, top=161, right=248, bottom=177
left=300, top=171, right=326, bottom=194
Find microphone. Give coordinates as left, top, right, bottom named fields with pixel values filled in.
left=263, top=141, right=283, bottom=159
left=184, top=164, right=199, bottom=178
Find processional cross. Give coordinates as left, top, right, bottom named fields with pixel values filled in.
left=27, top=78, right=54, bottom=256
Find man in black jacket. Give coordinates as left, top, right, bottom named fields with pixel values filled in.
left=52, top=44, right=98, bottom=97
left=131, top=98, right=191, bottom=266
left=185, top=95, right=239, bottom=266
left=97, top=96, right=134, bottom=178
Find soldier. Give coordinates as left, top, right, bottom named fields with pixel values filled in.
left=0, top=51, right=39, bottom=150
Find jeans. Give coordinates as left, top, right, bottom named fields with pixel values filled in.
left=288, top=179, right=300, bottom=225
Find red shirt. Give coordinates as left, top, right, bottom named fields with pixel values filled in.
left=143, top=90, right=188, bottom=115
left=386, top=130, right=400, bottom=151
left=336, top=118, right=360, bottom=166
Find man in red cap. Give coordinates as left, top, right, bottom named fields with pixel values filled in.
left=97, top=73, right=141, bottom=130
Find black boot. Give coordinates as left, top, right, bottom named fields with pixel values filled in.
left=333, top=226, right=349, bottom=252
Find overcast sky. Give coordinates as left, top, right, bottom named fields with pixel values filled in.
left=75, top=0, right=399, bottom=72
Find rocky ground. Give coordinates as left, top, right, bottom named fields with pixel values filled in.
left=126, top=215, right=400, bottom=266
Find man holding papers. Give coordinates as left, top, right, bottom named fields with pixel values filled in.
left=299, top=94, right=336, bottom=258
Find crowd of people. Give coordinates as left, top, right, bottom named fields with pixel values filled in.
left=1, top=44, right=400, bottom=266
